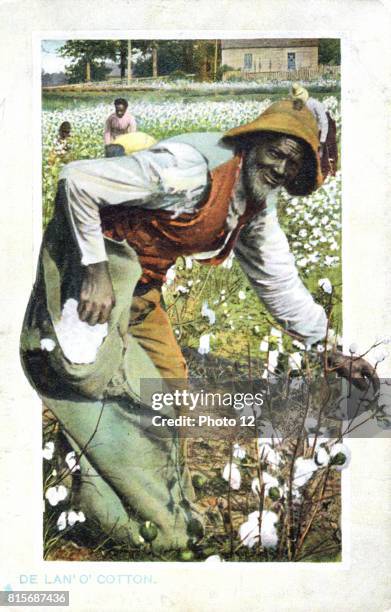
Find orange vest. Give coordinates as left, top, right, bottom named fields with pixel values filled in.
left=101, top=156, right=264, bottom=290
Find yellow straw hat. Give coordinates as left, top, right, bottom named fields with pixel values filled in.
left=113, top=132, right=157, bottom=155
left=291, top=82, right=309, bottom=103
left=222, top=99, right=322, bottom=195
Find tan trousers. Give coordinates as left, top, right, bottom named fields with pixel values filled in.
left=129, top=288, right=190, bottom=464
left=129, top=288, right=188, bottom=381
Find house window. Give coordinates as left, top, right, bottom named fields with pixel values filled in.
left=287, top=52, right=296, bottom=70
left=244, top=53, right=253, bottom=70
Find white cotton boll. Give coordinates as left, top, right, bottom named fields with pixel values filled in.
left=222, top=462, right=241, bottom=490
left=76, top=511, right=86, bottom=523
left=262, top=472, right=280, bottom=497
left=315, top=446, right=330, bottom=467
left=233, top=443, right=246, bottom=460
left=176, top=285, right=189, bottom=294
left=53, top=298, right=108, bottom=365
left=293, top=339, right=306, bottom=351
left=329, top=442, right=351, bottom=471
left=198, top=333, right=211, bottom=355
left=293, top=457, right=318, bottom=488
left=67, top=510, right=86, bottom=527
left=318, top=277, right=332, bottom=294
left=260, top=510, right=279, bottom=548
left=56, top=511, right=67, bottom=531
left=40, top=338, right=56, bottom=352
left=374, top=347, right=388, bottom=363
left=349, top=343, right=359, bottom=355
left=201, top=301, right=216, bottom=325
left=67, top=511, right=79, bottom=527
left=238, top=290, right=246, bottom=300
left=45, top=485, right=68, bottom=507
left=259, top=339, right=269, bottom=352
left=268, top=350, right=279, bottom=372
left=65, top=451, right=80, bottom=473
left=185, top=257, right=193, bottom=270
left=42, top=441, right=55, bottom=460
left=204, top=555, right=224, bottom=563
left=288, top=352, right=302, bottom=370
left=56, top=485, right=68, bottom=502
left=258, top=443, right=282, bottom=468
left=239, top=515, right=259, bottom=548
left=165, top=266, right=176, bottom=285
left=239, top=510, right=279, bottom=549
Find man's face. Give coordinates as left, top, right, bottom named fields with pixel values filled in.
left=115, top=103, right=127, bottom=118
left=243, top=134, right=305, bottom=203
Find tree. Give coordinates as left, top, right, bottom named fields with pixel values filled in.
left=318, top=39, right=341, bottom=65
left=130, top=40, right=220, bottom=80
left=59, top=40, right=117, bottom=82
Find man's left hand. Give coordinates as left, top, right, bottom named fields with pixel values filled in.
left=326, top=350, right=380, bottom=392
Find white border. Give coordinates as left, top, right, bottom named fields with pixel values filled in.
left=1, top=4, right=390, bottom=607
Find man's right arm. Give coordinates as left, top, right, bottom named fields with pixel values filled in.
left=58, top=144, right=209, bottom=323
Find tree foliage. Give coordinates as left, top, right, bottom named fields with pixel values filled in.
left=59, top=40, right=117, bottom=82
left=59, top=39, right=222, bottom=82
left=318, top=39, right=341, bottom=65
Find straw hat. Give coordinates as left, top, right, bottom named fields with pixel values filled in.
left=222, top=99, right=322, bottom=195
left=113, top=132, right=157, bottom=155
left=291, top=82, right=309, bottom=103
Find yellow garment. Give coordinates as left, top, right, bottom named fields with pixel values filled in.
left=113, top=131, right=157, bottom=154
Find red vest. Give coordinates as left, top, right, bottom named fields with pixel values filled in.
left=101, top=155, right=264, bottom=289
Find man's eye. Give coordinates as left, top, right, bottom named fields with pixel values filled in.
left=268, top=149, right=279, bottom=158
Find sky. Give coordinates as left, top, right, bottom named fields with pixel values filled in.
left=41, top=40, right=67, bottom=73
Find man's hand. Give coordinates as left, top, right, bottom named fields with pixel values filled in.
left=78, top=261, right=116, bottom=325
left=326, top=350, right=380, bottom=393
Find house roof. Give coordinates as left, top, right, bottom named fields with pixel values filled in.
left=221, top=39, right=318, bottom=49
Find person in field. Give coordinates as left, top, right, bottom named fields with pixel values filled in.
left=104, top=97, right=137, bottom=149
left=21, top=100, right=376, bottom=550
left=48, top=121, right=72, bottom=165
left=290, top=83, right=338, bottom=178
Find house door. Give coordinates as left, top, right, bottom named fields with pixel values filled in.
left=287, top=52, right=296, bottom=70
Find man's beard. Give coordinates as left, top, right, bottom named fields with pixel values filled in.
left=242, top=147, right=274, bottom=205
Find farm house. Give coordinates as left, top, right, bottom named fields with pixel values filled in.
left=221, top=38, right=319, bottom=77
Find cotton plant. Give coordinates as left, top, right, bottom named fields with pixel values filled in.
left=222, top=462, right=241, bottom=490
left=57, top=510, right=86, bottom=532
left=239, top=510, right=279, bottom=549
left=45, top=485, right=68, bottom=507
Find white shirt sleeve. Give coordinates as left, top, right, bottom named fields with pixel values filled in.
left=234, top=202, right=327, bottom=346
left=306, top=98, right=329, bottom=144
left=59, top=142, right=209, bottom=266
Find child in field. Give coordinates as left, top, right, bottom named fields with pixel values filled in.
left=48, top=121, right=72, bottom=165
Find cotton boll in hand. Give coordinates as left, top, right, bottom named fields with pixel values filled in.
left=53, top=298, right=108, bottom=364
